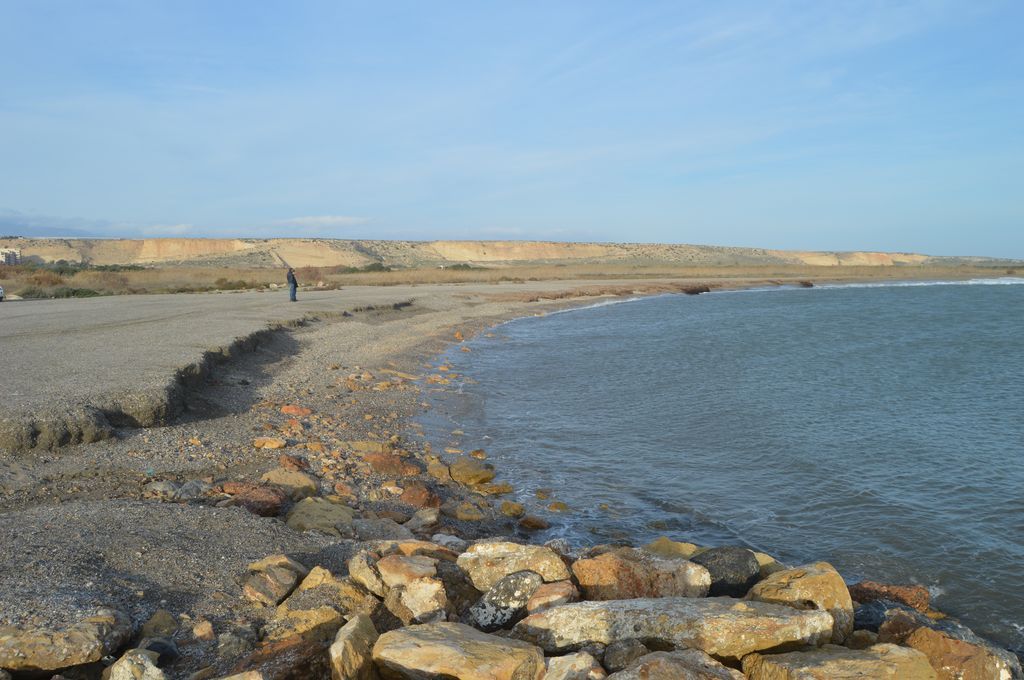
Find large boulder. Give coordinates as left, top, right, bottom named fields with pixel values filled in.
left=878, top=609, right=1022, bottom=680
left=606, top=650, right=745, bottom=679
left=106, top=649, right=166, bottom=680
left=859, top=601, right=1022, bottom=678
left=0, top=608, right=132, bottom=672
left=742, top=643, right=937, bottom=679
left=464, top=570, right=544, bottom=632
left=571, top=548, right=709, bottom=600
left=329, top=613, right=379, bottom=680
left=513, top=597, right=833, bottom=659
left=457, top=540, right=570, bottom=591
left=746, top=562, right=853, bottom=643
left=372, top=622, right=544, bottom=679
left=688, top=546, right=760, bottom=597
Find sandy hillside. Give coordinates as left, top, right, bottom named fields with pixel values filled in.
left=0, top=236, right=1012, bottom=269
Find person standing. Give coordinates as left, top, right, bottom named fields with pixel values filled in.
left=286, top=267, right=298, bottom=302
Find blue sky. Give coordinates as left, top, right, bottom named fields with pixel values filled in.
left=1, top=1, right=1021, bottom=257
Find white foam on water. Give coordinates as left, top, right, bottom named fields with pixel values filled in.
left=815, top=277, right=1024, bottom=289
left=542, top=295, right=651, bottom=316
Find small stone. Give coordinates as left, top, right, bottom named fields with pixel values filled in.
left=354, top=517, right=415, bottom=541
left=281, top=405, right=313, bottom=416
left=277, top=453, right=309, bottom=471
left=260, top=468, right=318, bottom=500
left=142, top=480, right=180, bottom=500
left=404, top=507, right=441, bottom=534
left=448, top=458, right=496, bottom=486
left=518, top=515, right=549, bottom=531
left=643, top=536, right=700, bottom=560
left=364, top=452, right=421, bottom=477
left=141, top=609, right=178, bottom=637
left=500, top=501, right=525, bottom=517
left=193, top=620, right=215, bottom=641
left=253, top=437, right=287, bottom=449
left=399, top=481, right=441, bottom=509
left=232, top=485, right=288, bottom=517
left=286, top=497, right=356, bottom=537
left=548, top=501, right=569, bottom=512
left=175, top=479, right=213, bottom=500
left=689, top=546, right=761, bottom=597
left=443, top=500, right=487, bottom=522
left=248, top=554, right=309, bottom=576
left=243, top=566, right=301, bottom=606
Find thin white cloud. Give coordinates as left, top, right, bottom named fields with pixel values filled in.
left=140, top=223, right=196, bottom=236
left=277, top=215, right=368, bottom=228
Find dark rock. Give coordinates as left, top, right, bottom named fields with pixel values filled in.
left=136, top=636, right=179, bottom=666
left=689, top=546, right=760, bottom=597
left=604, top=638, right=651, bottom=672
left=464, top=570, right=543, bottom=632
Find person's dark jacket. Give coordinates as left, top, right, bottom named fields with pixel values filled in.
left=287, top=270, right=297, bottom=286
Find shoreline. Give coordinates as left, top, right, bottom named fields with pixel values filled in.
left=1, top=274, right=1020, bottom=679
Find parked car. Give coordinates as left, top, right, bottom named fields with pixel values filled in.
left=0, top=285, right=5, bottom=301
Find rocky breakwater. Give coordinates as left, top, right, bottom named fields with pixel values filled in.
left=8, top=534, right=1020, bottom=679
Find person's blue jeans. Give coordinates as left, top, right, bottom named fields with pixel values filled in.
left=289, top=283, right=297, bottom=301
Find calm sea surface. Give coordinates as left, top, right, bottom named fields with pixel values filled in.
left=421, top=279, right=1024, bottom=652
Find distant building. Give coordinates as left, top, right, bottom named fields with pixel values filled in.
left=0, top=248, right=21, bottom=265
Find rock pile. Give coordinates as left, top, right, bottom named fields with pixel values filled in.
left=8, top=536, right=1017, bottom=679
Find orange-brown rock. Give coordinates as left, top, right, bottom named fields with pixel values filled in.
left=398, top=482, right=441, bottom=509
left=364, top=453, right=421, bottom=478
left=281, top=405, right=313, bottom=417
left=902, top=626, right=1017, bottom=680
left=519, top=516, right=549, bottom=531
left=526, top=580, right=578, bottom=615
left=277, top=453, right=309, bottom=471
left=571, top=548, right=710, bottom=600
left=253, top=437, right=288, bottom=450
left=233, top=485, right=289, bottom=517
left=877, top=611, right=1018, bottom=680
left=849, top=580, right=930, bottom=612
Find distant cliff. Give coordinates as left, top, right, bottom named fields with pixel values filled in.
left=0, top=237, right=1013, bottom=269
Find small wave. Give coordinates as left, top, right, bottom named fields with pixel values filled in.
left=815, top=277, right=1024, bottom=290
left=542, top=295, right=651, bottom=316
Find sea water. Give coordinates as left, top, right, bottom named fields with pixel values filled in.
left=420, top=279, right=1024, bottom=653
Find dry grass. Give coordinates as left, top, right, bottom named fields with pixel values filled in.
left=0, top=262, right=1012, bottom=298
